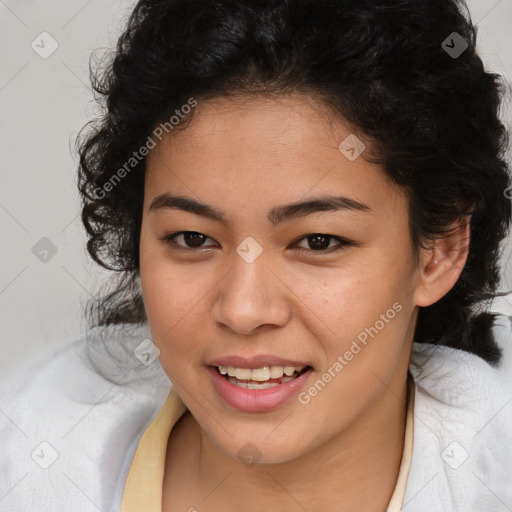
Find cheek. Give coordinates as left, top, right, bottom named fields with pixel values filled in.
left=298, top=298, right=411, bottom=423
left=139, top=243, right=207, bottom=365
left=140, top=271, right=205, bottom=381
left=287, top=257, right=409, bottom=334
left=290, top=258, right=415, bottom=385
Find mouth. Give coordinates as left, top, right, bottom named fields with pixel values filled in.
left=214, top=364, right=312, bottom=389
left=207, top=362, right=314, bottom=412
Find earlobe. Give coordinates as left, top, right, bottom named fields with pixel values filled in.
left=413, top=219, right=471, bottom=307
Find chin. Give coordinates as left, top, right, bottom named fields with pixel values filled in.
left=209, top=430, right=309, bottom=467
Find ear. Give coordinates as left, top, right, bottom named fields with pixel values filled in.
left=413, top=217, right=471, bottom=307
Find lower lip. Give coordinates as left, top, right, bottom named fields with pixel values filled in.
left=208, top=366, right=313, bottom=412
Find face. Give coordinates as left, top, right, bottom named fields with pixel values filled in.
left=139, top=93, right=421, bottom=464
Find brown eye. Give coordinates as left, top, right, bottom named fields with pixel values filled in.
left=161, top=231, right=216, bottom=249
left=293, top=233, right=351, bottom=254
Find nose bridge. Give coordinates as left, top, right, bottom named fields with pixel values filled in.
left=213, top=245, right=290, bottom=335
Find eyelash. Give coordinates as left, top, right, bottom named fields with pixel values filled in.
left=160, top=231, right=352, bottom=255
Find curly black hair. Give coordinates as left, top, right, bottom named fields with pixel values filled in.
left=77, top=0, right=512, bottom=364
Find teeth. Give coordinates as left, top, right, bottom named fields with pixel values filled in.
left=227, top=378, right=280, bottom=389
left=227, top=375, right=297, bottom=389
left=235, top=368, right=252, bottom=380
left=217, top=365, right=306, bottom=382
left=270, top=366, right=284, bottom=378
left=284, top=366, right=296, bottom=376
left=251, top=367, right=271, bottom=381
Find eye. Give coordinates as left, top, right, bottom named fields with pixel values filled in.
left=292, top=233, right=351, bottom=254
left=160, top=231, right=217, bottom=250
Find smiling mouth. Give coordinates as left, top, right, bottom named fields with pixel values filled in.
left=214, top=365, right=312, bottom=390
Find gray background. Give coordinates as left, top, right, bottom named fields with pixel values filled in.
left=1, top=0, right=511, bottom=378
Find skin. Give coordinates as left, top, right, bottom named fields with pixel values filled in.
left=138, top=93, right=470, bottom=511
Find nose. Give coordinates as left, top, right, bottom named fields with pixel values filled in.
left=211, top=252, right=292, bottom=336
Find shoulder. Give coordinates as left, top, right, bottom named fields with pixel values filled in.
left=403, top=314, right=512, bottom=511
left=0, top=323, right=172, bottom=512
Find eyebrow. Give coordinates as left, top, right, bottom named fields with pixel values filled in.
left=149, top=193, right=370, bottom=226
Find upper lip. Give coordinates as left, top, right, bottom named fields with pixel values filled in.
left=208, top=355, right=312, bottom=369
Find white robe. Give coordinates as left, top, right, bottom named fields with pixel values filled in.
left=1, top=316, right=511, bottom=511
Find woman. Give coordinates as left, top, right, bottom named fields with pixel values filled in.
left=1, top=0, right=511, bottom=510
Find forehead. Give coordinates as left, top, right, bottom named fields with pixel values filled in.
left=144, top=94, right=407, bottom=221
left=149, top=94, right=344, bottom=161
